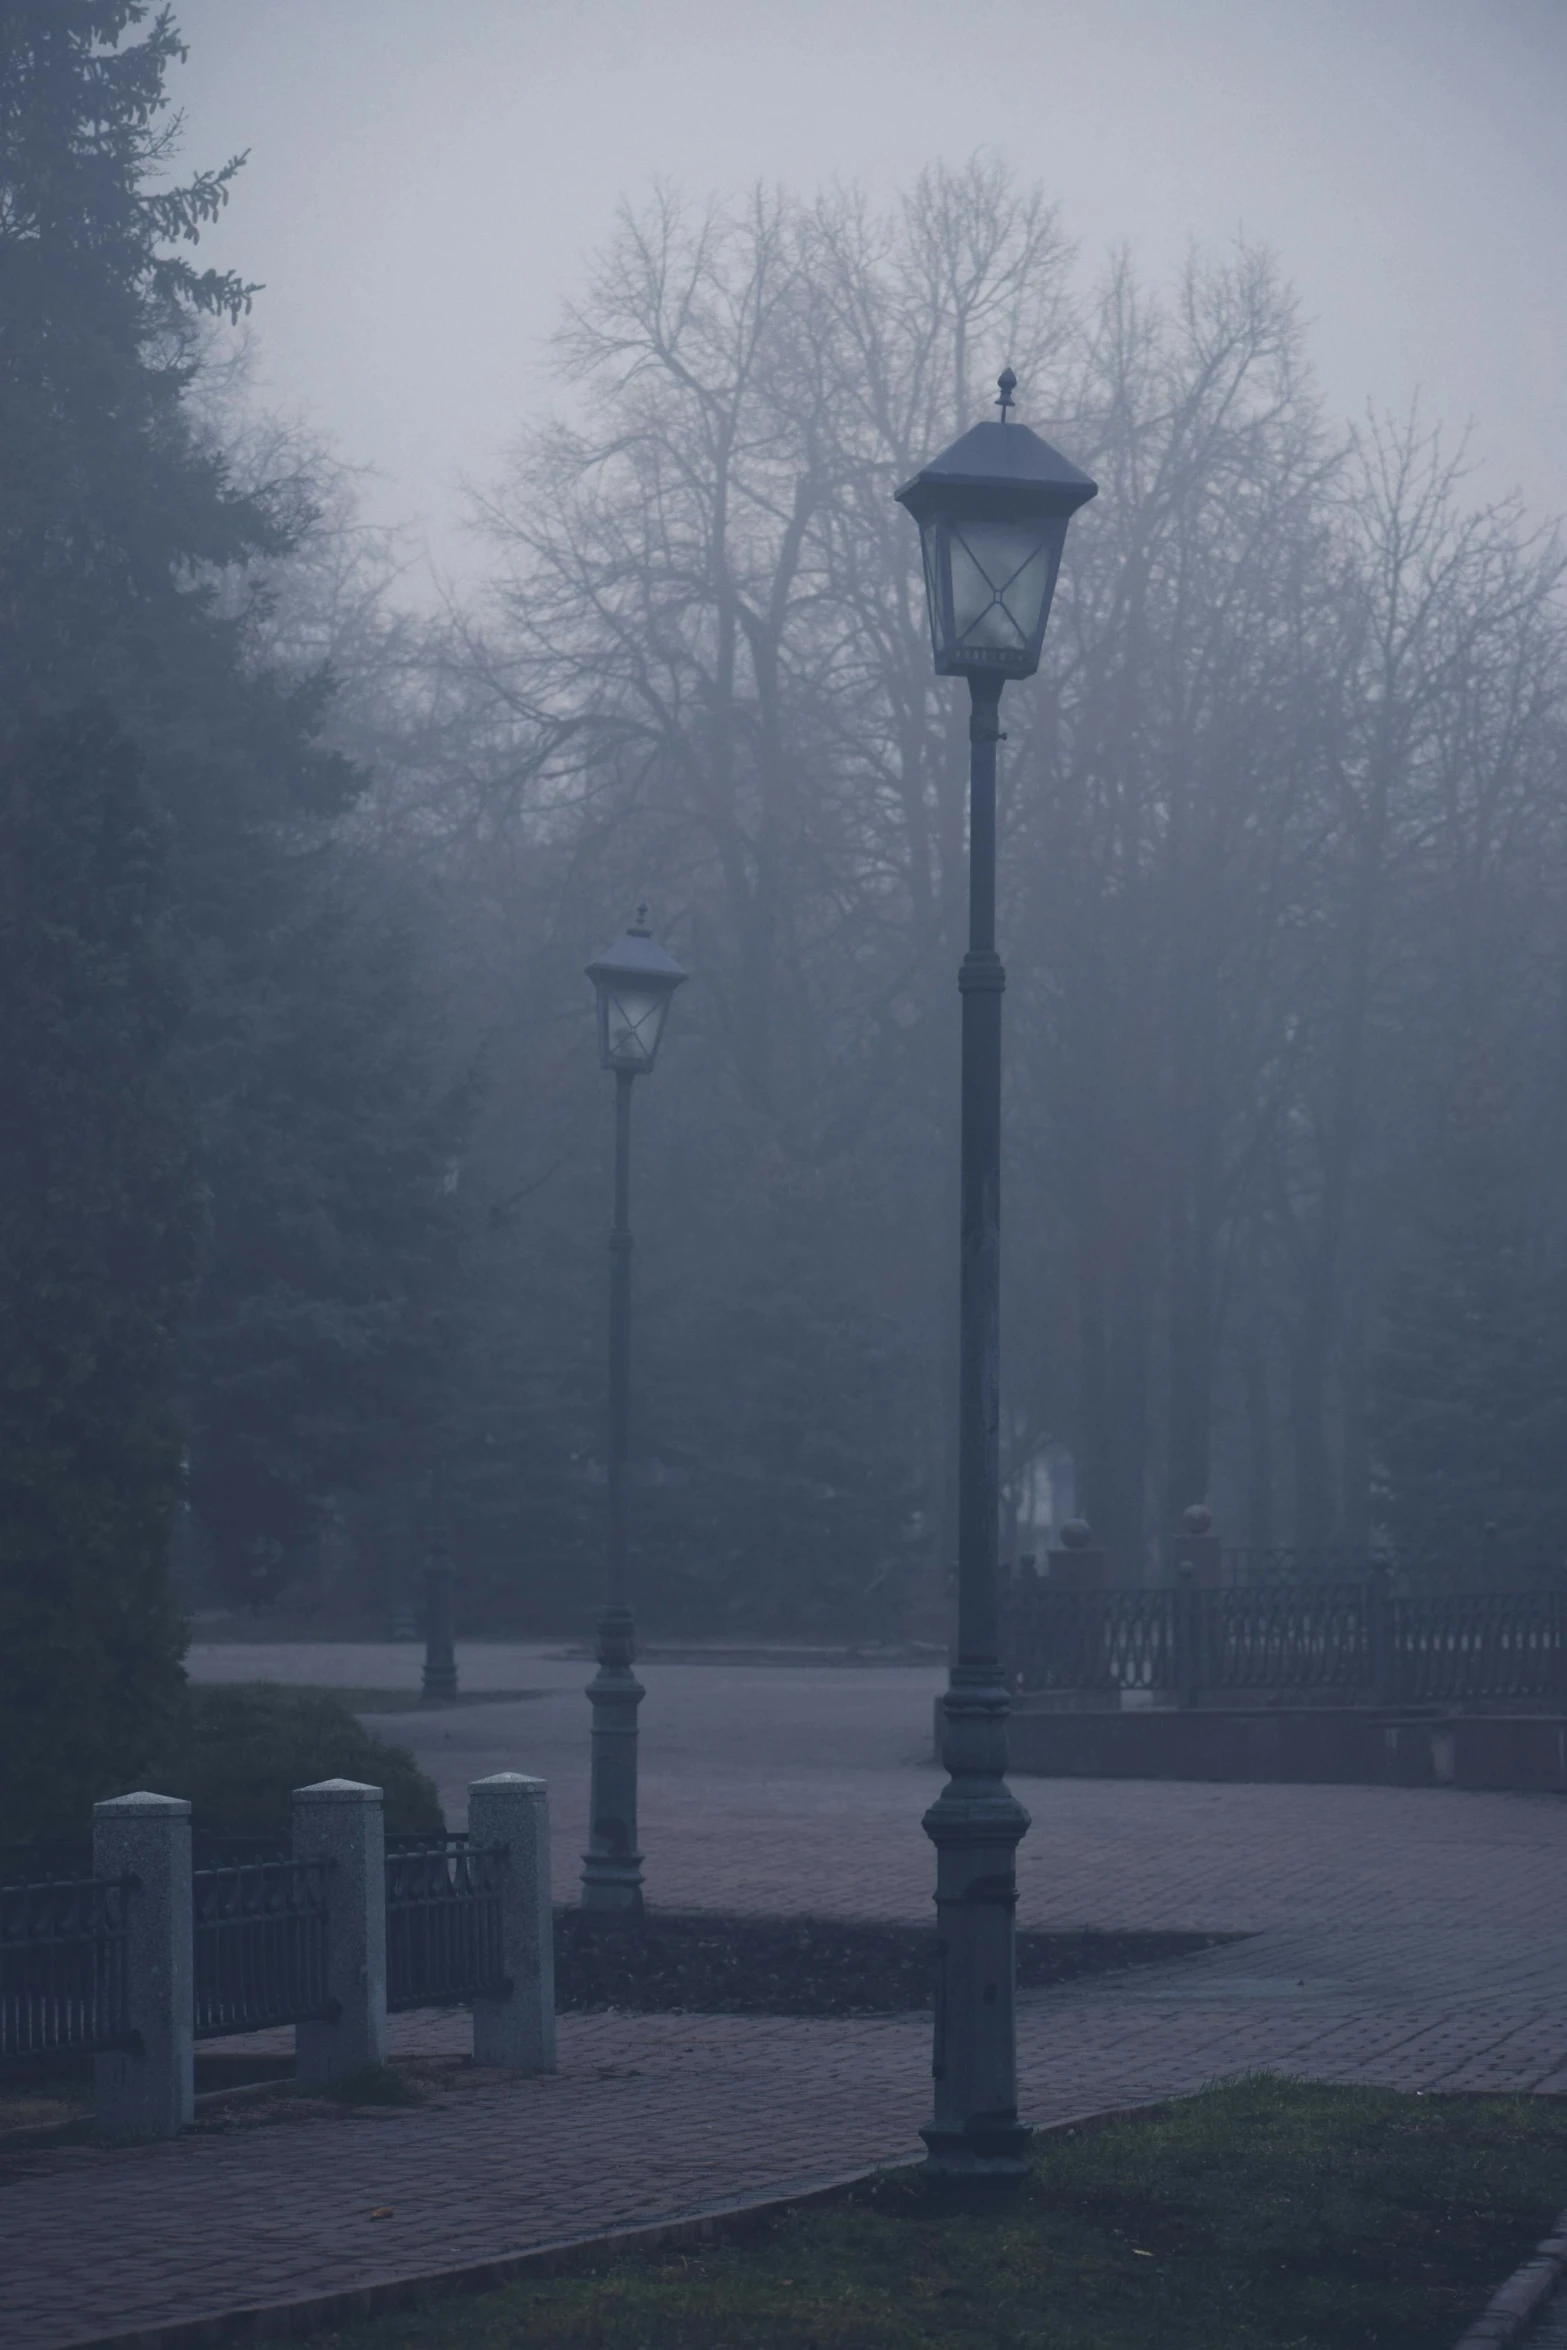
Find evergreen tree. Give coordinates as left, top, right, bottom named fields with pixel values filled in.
left=0, top=706, right=194, bottom=1830
left=0, top=1, right=257, bottom=1827
left=0, top=5, right=466, bottom=1813
left=184, top=888, right=469, bottom=1606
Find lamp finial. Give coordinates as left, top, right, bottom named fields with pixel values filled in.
left=996, top=365, right=1017, bottom=421
left=631, top=903, right=649, bottom=934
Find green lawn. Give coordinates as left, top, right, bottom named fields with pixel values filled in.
left=314, top=2077, right=1564, bottom=2348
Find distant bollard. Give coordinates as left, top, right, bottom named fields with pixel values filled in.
left=92, top=1792, right=193, bottom=2140
left=422, top=1464, right=459, bottom=1701
left=469, top=1773, right=555, bottom=2074
left=422, top=1559, right=458, bottom=1702
left=292, top=1779, right=386, bottom=2086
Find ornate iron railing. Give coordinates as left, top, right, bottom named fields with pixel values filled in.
left=1204, top=1585, right=1372, bottom=1691
left=1008, top=1590, right=1172, bottom=1694
left=1005, top=1581, right=1567, bottom=1709
left=386, top=1836, right=508, bottom=2012
left=1392, top=1591, right=1565, bottom=1707
left=0, top=1875, right=134, bottom=2058
left=193, top=1858, right=334, bottom=2039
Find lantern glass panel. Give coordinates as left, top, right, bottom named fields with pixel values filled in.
left=949, top=519, right=1055, bottom=657
left=920, top=525, right=945, bottom=656
left=601, top=981, right=670, bottom=1071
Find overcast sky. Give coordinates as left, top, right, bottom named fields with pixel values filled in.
left=169, top=0, right=1567, bottom=591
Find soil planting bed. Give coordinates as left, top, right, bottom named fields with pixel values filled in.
left=553, top=1910, right=1234, bottom=2018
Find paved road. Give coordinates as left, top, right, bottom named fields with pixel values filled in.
left=5, top=1643, right=1565, bottom=2347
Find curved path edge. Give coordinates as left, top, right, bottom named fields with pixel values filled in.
left=1455, top=2214, right=1567, bottom=2350
left=65, top=2100, right=1168, bottom=2350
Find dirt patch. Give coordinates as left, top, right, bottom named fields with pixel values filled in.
left=554, top=1910, right=1236, bottom=2018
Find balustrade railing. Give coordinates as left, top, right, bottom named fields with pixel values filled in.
left=386, top=1835, right=508, bottom=2012
left=1205, top=1585, right=1372, bottom=1692
left=193, top=1857, right=334, bottom=2039
left=0, top=1874, right=134, bottom=2058
left=1393, top=1591, right=1565, bottom=1708
left=1005, top=1580, right=1567, bottom=1710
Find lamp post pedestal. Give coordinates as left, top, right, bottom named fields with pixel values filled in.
left=922, top=1675, right=1031, bottom=2181
left=581, top=1604, right=645, bottom=1913
left=421, top=1469, right=458, bottom=1704
left=421, top=1561, right=458, bottom=1703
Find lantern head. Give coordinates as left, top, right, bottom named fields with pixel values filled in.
left=895, top=373, right=1097, bottom=680
left=586, top=909, right=688, bottom=1074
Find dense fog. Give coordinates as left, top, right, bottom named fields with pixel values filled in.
left=3, top=10, right=1566, bottom=1836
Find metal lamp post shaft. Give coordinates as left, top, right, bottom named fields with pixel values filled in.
left=581, top=1066, right=646, bottom=1913
left=607, top=1068, right=632, bottom=1609
left=921, top=669, right=1032, bottom=2185
left=958, top=673, right=1002, bottom=1671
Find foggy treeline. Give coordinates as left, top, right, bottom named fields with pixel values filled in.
left=5, top=6, right=1567, bottom=1728
left=259, top=158, right=1564, bottom=1620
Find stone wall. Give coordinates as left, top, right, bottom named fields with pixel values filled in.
left=960, top=1703, right=1567, bottom=1791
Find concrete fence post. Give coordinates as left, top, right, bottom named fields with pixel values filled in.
left=468, top=1773, right=555, bottom=2074
left=292, top=1779, right=386, bottom=2086
left=92, top=1792, right=193, bottom=2140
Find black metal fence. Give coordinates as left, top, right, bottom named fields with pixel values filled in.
left=0, top=1875, right=134, bottom=2059
left=193, top=1858, right=334, bottom=2040
left=386, top=1836, right=508, bottom=2012
left=1005, top=1581, right=1567, bottom=1710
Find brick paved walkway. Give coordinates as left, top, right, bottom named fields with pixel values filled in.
left=5, top=1645, right=1566, bottom=2347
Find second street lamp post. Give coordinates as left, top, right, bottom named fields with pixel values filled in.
left=580, top=909, right=688, bottom=1915
left=896, top=369, right=1097, bottom=2185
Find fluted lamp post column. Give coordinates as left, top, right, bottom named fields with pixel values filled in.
left=580, top=909, right=688, bottom=1915
left=895, top=369, right=1097, bottom=2185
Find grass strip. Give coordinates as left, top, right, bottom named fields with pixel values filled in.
left=310, top=2078, right=1567, bottom=2349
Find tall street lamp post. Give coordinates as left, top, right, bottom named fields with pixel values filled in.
left=895, top=370, right=1097, bottom=2185
left=580, top=909, right=688, bottom=1915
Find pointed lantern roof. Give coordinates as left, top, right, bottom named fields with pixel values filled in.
left=895, top=418, right=1098, bottom=523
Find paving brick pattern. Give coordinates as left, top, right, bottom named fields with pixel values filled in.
left=5, top=1643, right=1566, bottom=2347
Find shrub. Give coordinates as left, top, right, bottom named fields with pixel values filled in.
left=176, top=1685, right=443, bottom=1840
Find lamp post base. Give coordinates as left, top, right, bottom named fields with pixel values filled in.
left=421, top=1561, right=458, bottom=1703
left=918, top=2120, right=1034, bottom=2186
left=580, top=1605, right=645, bottom=1915
left=921, top=1670, right=1032, bottom=2188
